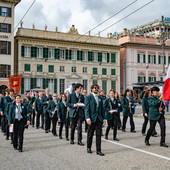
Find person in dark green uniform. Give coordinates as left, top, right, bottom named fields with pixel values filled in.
left=115, top=92, right=122, bottom=130
left=25, top=96, right=32, bottom=124
left=9, top=95, right=30, bottom=152
left=58, top=94, right=69, bottom=140
left=104, top=89, right=119, bottom=141
left=47, top=93, right=58, bottom=136
left=121, top=89, right=136, bottom=132
left=145, top=87, right=168, bottom=147
left=66, top=83, right=85, bottom=146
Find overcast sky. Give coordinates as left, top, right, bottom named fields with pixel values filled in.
left=14, top=0, right=170, bottom=37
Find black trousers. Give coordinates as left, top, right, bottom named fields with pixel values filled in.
left=87, top=118, right=102, bottom=152
left=70, top=114, right=84, bottom=141
left=52, top=117, right=57, bottom=135
left=5, top=117, right=9, bottom=138
left=41, top=113, right=44, bottom=128
left=32, top=110, right=36, bottom=126
left=122, top=114, right=135, bottom=131
left=36, top=112, right=41, bottom=128
left=146, top=115, right=166, bottom=143
left=105, top=117, right=118, bottom=138
left=142, top=116, right=157, bottom=135
left=59, top=119, right=70, bottom=138
left=85, top=120, right=88, bottom=132
left=117, top=112, right=121, bottom=128
left=45, top=113, right=51, bottom=131
left=1, top=115, right=5, bottom=132
left=13, top=119, right=25, bottom=150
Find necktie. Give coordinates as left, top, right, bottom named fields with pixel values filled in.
left=18, top=105, right=21, bottom=121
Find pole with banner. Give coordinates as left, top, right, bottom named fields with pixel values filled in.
left=8, top=74, right=22, bottom=94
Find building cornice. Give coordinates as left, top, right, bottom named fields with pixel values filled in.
left=0, top=0, right=21, bottom=6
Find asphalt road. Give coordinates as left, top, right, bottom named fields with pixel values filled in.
left=1, top=117, right=170, bottom=170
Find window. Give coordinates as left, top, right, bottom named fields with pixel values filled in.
left=102, top=53, right=107, bottom=62
left=72, top=50, right=77, bottom=60
left=24, top=64, right=31, bottom=72
left=37, top=48, right=43, bottom=58
left=102, top=68, right=107, bottom=75
left=60, top=79, right=65, bottom=93
left=37, top=78, right=43, bottom=89
left=48, top=48, right=54, bottom=59
left=111, top=69, right=116, bottom=75
left=37, top=64, right=43, bottom=72
left=93, top=80, right=98, bottom=85
left=83, top=80, right=88, bottom=92
left=24, top=47, right=31, bottom=57
left=0, top=23, right=11, bottom=33
left=149, top=77, right=156, bottom=82
left=160, top=77, right=164, bottom=81
left=0, top=64, right=11, bottom=78
left=159, top=55, right=166, bottom=64
left=111, top=53, right=116, bottom=63
left=83, top=67, right=87, bottom=73
left=71, top=66, right=76, bottom=73
left=93, top=52, right=98, bottom=62
left=48, top=79, right=54, bottom=94
left=93, top=68, right=98, bottom=75
left=60, top=49, right=65, bottom=59
left=0, top=7, right=11, bottom=17
left=60, top=66, right=65, bottom=72
left=148, top=55, right=155, bottom=64
left=138, top=54, right=145, bottom=63
left=138, top=76, right=145, bottom=83
left=24, top=78, right=31, bottom=93
left=83, top=52, right=88, bottom=61
left=102, top=80, right=107, bottom=94
left=0, top=41, right=11, bottom=54
left=48, top=65, right=54, bottom=73
left=111, top=81, right=116, bottom=90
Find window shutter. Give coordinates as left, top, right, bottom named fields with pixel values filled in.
left=98, top=53, right=102, bottom=62
left=111, top=69, right=116, bottom=75
left=102, top=68, right=107, bottom=75
left=24, top=64, right=30, bottom=71
left=21, top=78, right=24, bottom=94
left=159, top=56, right=161, bottom=64
left=80, top=51, right=83, bottom=61
left=88, top=52, right=93, bottom=61
left=111, top=53, right=116, bottom=63
left=8, top=24, right=11, bottom=33
left=55, top=49, right=60, bottom=59
left=144, top=77, right=146, bottom=82
left=138, top=54, right=140, bottom=63
left=54, top=79, right=57, bottom=93
left=77, top=51, right=80, bottom=61
left=43, top=48, right=49, bottom=58
left=102, top=80, right=107, bottom=94
left=154, top=77, right=156, bottom=82
left=154, top=55, right=156, bottom=64
left=21, top=46, right=25, bottom=57
left=138, top=76, right=140, bottom=83
left=169, top=56, right=170, bottom=64
left=31, top=78, right=34, bottom=89
left=93, top=68, right=97, bottom=75
left=37, top=64, right=43, bottom=72
left=43, top=78, right=48, bottom=89
left=164, top=56, right=166, bottom=64
left=107, top=53, right=110, bottom=63
left=149, top=77, right=151, bottom=82
left=31, top=47, right=37, bottom=58
left=8, top=42, right=11, bottom=55
left=143, top=54, right=145, bottom=63
left=148, top=55, right=150, bottom=63
left=111, top=81, right=116, bottom=90
left=69, top=50, right=72, bottom=60
left=48, top=65, right=54, bottom=73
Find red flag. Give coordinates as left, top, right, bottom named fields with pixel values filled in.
left=8, top=74, right=22, bottom=94
left=163, top=66, right=170, bottom=101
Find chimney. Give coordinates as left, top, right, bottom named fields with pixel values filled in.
left=123, top=28, right=127, bottom=36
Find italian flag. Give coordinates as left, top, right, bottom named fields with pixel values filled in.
left=163, top=65, right=170, bottom=101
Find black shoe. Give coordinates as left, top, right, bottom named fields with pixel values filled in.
left=41, top=126, right=44, bottom=129
left=122, top=130, right=126, bottom=132
left=96, top=151, right=105, bottom=156
left=59, top=136, right=63, bottom=139
left=13, top=146, right=18, bottom=150
left=145, top=139, right=150, bottom=146
left=118, top=127, right=122, bottom=130
left=18, top=149, right=23, bottom=152
left=87, top=148, right=92, bottom=154
left=45, top=130, right=48, bottom=133
left=32, top=125, right=34, bottom=128
left=66, top=138, right=69, bottom=141
left=131, top=130, right=136, bottom=133
left=78, top=141, right=84, bottom=146
left=6, top=137, right=9, bottom=140
left=114, top=138, right=119, bottom=141
left=160, top=143, right=169, bottom=147
left=152, top=134, right=158, bottom=137
left=53, top=134, right=57, bottom=137
left=105, top=136, right=108, bottom=140
left=142, top=133, right=146, bottom=136
left=70, top=140, right=74, bottom=144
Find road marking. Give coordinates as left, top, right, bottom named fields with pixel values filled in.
left=82, top=132, right=170, bottom=161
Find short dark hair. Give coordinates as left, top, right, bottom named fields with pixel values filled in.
left=75, top=83, right=83, bottom=90
left=26, top=96, right=31, bottom=101
left=91, top=84, right=99, bottom=90
left=9, top=88, right=14, bottom=93
left=16, top=94, right=21, bottom=98
left=109, top=89, right=115, bottom=93
left=123, top=89, right=130, bottom=97
left=151, top=86, right=160, bottom=92
left=143, top=90, right=149, bottom=98
left=34, top=91, right=39, bottom=93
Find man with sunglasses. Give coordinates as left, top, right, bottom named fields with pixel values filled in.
left=85, top=84, right=106, bottom=156
left=66, top=83, right=85, bottom=146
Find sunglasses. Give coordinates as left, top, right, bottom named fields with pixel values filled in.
left=94, top=87, right=99, bottom=90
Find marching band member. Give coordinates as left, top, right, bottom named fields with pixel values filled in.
left=58, top=94, right=70, bottom=140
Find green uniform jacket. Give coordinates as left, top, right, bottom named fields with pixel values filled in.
left=0, top=97, right=5, bottom=113
left=47, top=100, right=58, bottom=118
left=57, top=102, right=69, bottom=123
left=148, top=95, right=165, bottom=121
left=25, top=101, right=32, bottom=114
left=66, top=92, right=84, bottom=118
left=104, top=98, right=119, bottom=120
left=85, top=94, right=105, bottom=123
left=4, top=96, right=13, bottom=118
left=41, top=94, right=52, bottom=114
left=8, top=103, right=30, bottom=125
left=121, top=97, right=130, bottom=116
left=142, top=97, right=149, bottom=116
left=34, top=97, right=43, bottom=114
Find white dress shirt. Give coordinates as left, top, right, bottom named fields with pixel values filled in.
left=15, top=103, right=23, bottom=120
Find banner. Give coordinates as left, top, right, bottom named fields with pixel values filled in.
left=8, top=74, right=22, bottom=94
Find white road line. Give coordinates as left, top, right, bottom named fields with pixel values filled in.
left=82, top=132, right=170, bottom=161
